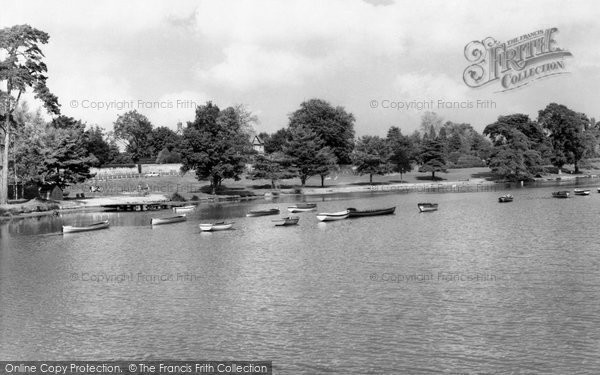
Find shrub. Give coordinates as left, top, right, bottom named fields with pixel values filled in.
left=170, top=192, right=187, bottom=202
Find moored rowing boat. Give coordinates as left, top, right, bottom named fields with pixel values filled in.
left=574, top=189, right=590, bottom=196
left=246, top=208, right=280, bottom=217
left=346, top=206, right=395, bottom=217
left=199, top=222, right=234, bottom=231
left=418, top=203, right=438, bottom=212
left=272, top=216, right=300, bottom=226
left=316, top=210, right=349, bottom=221
left=173, top=205, right=195, bottom=213
left=151, top=214, right=186, bottom=225
left=287, top=203, right=317, bottom=213
left=63, top=220, right=110, bottom=233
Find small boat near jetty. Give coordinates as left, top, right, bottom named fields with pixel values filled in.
left=173, top=205, right=195, bottom=213
left=151, top=214, right=186, bottom=226
left=287, top=203, right=317, bottom=213
left=418, top=203, right=438, bottom=212
left=552, top=191, right=570, bottom=198
left=272, top=216, right=300, bottom=226
left=246, top=208, right=280, bottom=217
left=498, top=194, right=514, bottom=203
left=574, top=189, right=590, bottom=196
left=63, top=220, right=110, bottom=233
left=316, top=210, right=349, bottom=222
left=346, top=206, right=396, bottom=217
left=199, top=222, right=234, bottom=231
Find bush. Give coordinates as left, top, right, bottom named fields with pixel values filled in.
left=170, top=192, right=187, bottom=202
left=190, top=195, right=200, bottom=201
left=454, top=155, right=486, bottom=168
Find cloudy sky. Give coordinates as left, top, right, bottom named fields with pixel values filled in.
left=2, top=0, right=599, bottom=136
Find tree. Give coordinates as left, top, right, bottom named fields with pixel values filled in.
left=85, top=126, right=111, bottom=166
left=386, top=126, right=413, bottom=181
left=233, top=103, right=258, bottom=139
left=352, top=135, right=391, bottom=184
left=0, top=24, right=60, bottom=204
left=150, top=126, right=180, bottom=154
left=11, top=106, right=46, bottom=198
left=14, top=115, right=96, bottom=189
left=419, top=138, right=447, bottom=180
left=247, top=152, right=296, bottom=189
left=288, top=98, right=355, bottom=164
left=538, top=103, right=590, bottom=173
left=260, top=128, right=290, bottom=154
left=484, top=115, right=544, bottom=180
left=284, top=125, right=337, bottom=186
left=113, top=110, right=154, bottom=170
left=180, top=102, right=252, bottom=194
left=419, top=112, right=443, bottom=138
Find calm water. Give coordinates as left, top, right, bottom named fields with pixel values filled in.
left=1, top=186, right=600, bottom=374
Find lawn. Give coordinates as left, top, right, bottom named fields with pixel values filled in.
left=63, top=163, right=600, bottom=201
left=64, top=167, right=495, bottom=200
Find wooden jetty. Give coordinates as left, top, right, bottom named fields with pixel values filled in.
left=101, top=201, right=194, bottom=212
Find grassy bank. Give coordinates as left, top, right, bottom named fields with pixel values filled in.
left=61, top=164, right=600, bottom=201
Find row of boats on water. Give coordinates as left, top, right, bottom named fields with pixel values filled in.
left=61, top=186, right=600, bottom=233
left=497, top=187, right=599, bottom=203
left=61, top=201, right=440, bottom=233
left=552, top=188, right=593, bottom=198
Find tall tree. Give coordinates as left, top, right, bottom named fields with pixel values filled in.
left=180, top=102, right=252, bottom=194
left=484, top=115, right=544, bottom=180
left=419, top=112, right=444, bottom=138
left=352, top=135, right=391, bottom=184
left=284, top=125, right=337, bottom=186
left=386, top=126, right=413, bottom=181
left=150, top=126, right=180, bottom=157
left=0, top=24, right=60, bottom=204
left=288, top=98, right=355, bottom=164
left=538, top=103, right=590, bottom=173
left=113, top=110, right=154, bottom=171
left=419, top=138, right=447, bottom=180
left=260, top=128, right=290, bottom=154
left=15, top=115, right=96, bottom=189
left=85, top=126, right=111, bottom=166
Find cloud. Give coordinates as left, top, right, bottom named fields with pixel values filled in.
left=394, top=72, right=471, bottom=101
left=196, top=44, right=323, bottom=90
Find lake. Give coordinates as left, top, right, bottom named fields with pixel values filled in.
left=1, top=185, right=600, bottom=374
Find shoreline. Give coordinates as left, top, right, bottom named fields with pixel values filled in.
left=2, top=175, right=599, bottom=221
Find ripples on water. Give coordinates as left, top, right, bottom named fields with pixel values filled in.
left=1, top=186, right=600, bottom=374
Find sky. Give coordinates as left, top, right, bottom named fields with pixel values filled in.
left=2, top=0, right=600, bottom=137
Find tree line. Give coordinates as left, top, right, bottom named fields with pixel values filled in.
left=2, top=24, right=600, bottom=203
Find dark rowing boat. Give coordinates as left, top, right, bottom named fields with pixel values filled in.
left=272, top=216, right=300, bottom=226
left=552, top=191, right=570, bottom=198
left=246, top=208, right=280, bottom=217
left=346, top=206, right=396, bottom=217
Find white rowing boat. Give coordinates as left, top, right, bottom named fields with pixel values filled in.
left=151, top=214, right=187, bottom=225
left=316, top=210, right=349, bottom=221
left=63, top=220, right=110, bottom=233
left=199, top=222, right=234, bottom=231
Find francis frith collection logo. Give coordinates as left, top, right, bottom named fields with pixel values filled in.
left=463, top=27, right=572, bottom=91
